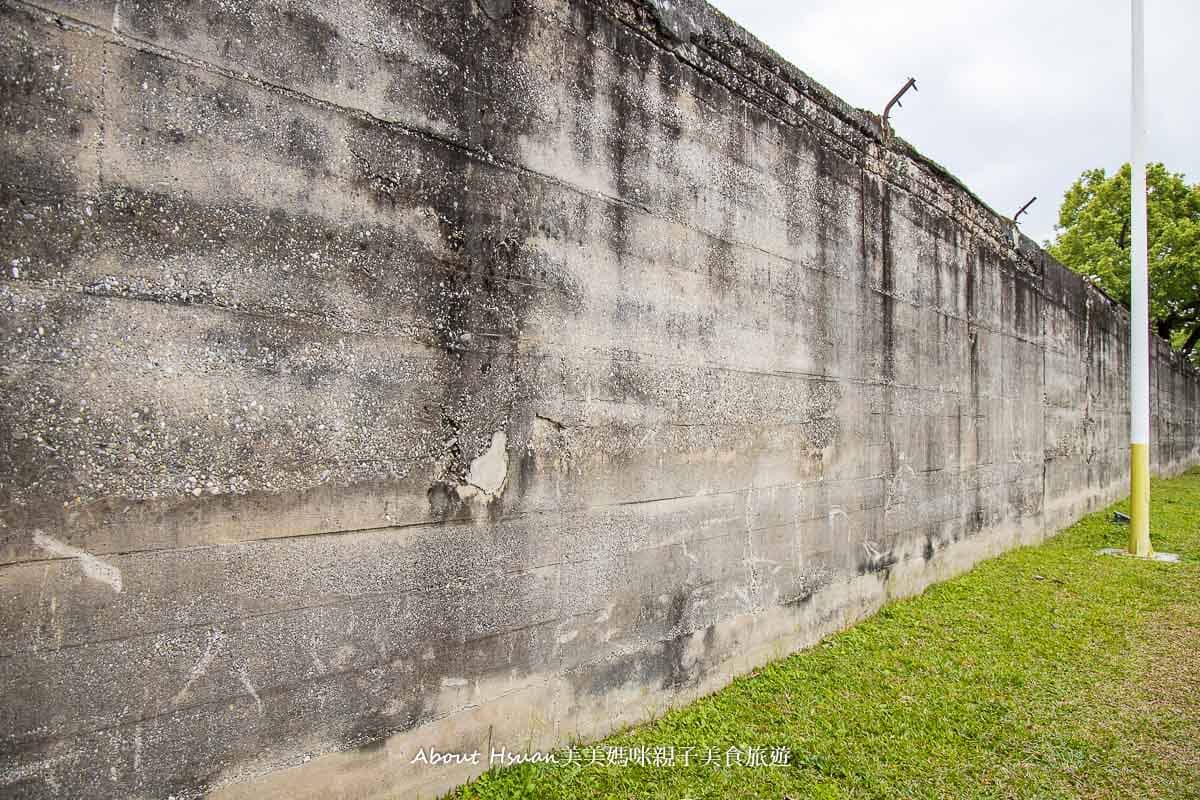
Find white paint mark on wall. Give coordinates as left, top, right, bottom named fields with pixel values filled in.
left=743, top=485, right=757, bottom=532
left=679, top=538, right=698, bottom=563
left=309, top=637, right=326, bottom=674
left=0, top=752, right=78, bottom=789
left=33, top=564, right=55, bottom=652
left=441, top=677, right=468, bottom=688
left=885, top=463, right=917, bottom=509
left=171, top=628, right=225, bottom=705
left=828, top=506, right=850, bottom=536
left=32, top=530, right=123, bottom=593
left=238, top=667, right=264, bottom=716
left=133, top=724, right=143, bottom=774
left=636, top=427, right=658, bottom=447
left=332, top=644, right=357, bottom=668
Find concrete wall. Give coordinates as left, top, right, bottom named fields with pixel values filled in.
left=1, top=0, right=1197, bottom=797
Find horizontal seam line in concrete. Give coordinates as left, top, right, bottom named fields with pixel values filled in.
left=1, top=565, right=819, bottom=750
left=12, top=0, right=807, bottom=271
left=0, top=473, right=870, bottom=565
left=23, top=0, right=1164, bottom=372
left=0, top=514, right=858, bottom=659
left=0, top=455, right=1056, bottom=568
left=3, top=281, right=1048, bottom=391
left=0, top=493, right=1038, bottom=657
left=15, top=0, right=1059, bottom=308
left=2, top=259, right=1052, bottom=354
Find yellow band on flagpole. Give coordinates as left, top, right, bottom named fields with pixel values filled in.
left=1129, top=442, right=1151, bottom=557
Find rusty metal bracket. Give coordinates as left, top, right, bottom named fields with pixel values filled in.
left=1013, top=196, right=1037, bottom=225
left=882, top=77, right=917, bottom=135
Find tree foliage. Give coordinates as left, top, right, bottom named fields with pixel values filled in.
left=1047, top=163, right=1200, bottom=359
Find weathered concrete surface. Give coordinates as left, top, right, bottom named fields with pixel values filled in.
left=1, top=0, right=1197, bottom=797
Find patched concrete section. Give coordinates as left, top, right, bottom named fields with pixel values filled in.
left=457, top=431, right=509, bottom=503
left=1, top=0, right=1199, bottom=798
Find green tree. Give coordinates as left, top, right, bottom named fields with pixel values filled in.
left=1048, top=163, right=1200, bottom=360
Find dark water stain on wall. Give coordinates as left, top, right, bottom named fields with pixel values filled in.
left=345, top=3, right=543, bottom=521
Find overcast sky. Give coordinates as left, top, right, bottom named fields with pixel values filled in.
left=709, top=0, right=1199, bottom=245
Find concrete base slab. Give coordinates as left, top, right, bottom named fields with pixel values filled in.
left=1097, top=548, right=1181, bottom=563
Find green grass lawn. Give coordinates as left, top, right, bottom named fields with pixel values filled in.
left=450, top=469, right=1200, bottom=800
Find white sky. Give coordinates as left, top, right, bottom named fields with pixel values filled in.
left=709, top=0, right=1200, bottom=245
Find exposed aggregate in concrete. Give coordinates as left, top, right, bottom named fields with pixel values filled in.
left=1, top=0, right=1198, bottom=798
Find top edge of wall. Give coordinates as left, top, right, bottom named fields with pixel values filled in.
left=610, top=0, right=1002, bottom=211
left=612, top=0, right=1196, bottom=376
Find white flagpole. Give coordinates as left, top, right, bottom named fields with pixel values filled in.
left=1129, top=0, right=1151, bottom=556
